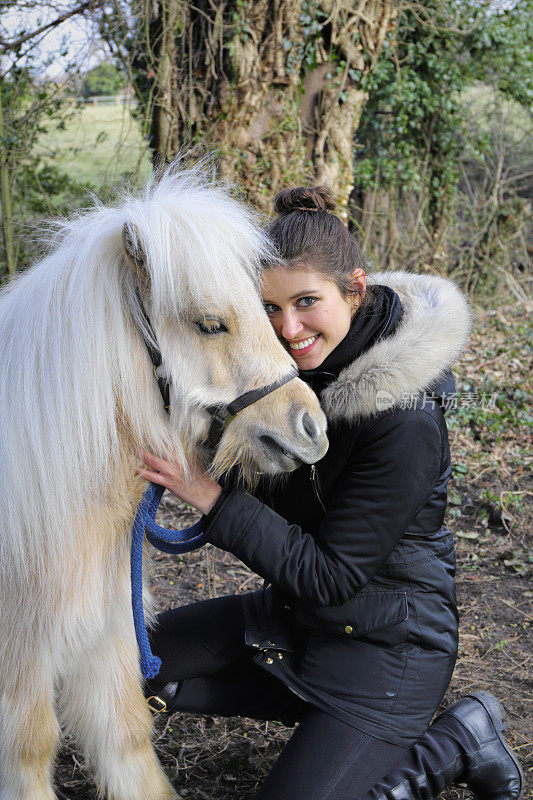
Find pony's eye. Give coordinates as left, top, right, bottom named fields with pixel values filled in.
left=196, top=318, right=228, bottom=335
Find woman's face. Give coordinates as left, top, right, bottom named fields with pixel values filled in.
left=261, top=267, right=364, bottom=370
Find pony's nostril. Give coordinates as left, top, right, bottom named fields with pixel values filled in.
left=302, top=411, right=321, bottom=440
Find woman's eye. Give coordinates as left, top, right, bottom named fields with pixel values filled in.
left=298, top=296, right=317, bottom=308
left=196, top=318, right=228, bottom=335
left=263, top=303, right=279, bottom=316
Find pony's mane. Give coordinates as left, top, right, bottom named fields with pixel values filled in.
left=0, top=166, right=275, bottom=574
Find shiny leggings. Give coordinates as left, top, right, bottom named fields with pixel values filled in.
left=147, top=593, right=408, bottom=799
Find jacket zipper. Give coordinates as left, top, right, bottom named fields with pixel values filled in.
left=310, top=464, right=326, bottom=512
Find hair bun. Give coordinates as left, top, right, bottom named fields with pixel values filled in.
left=274, top=186, right=335, bottom=215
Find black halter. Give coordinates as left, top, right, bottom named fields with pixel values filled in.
left=134, top=290, right=297, bottom=455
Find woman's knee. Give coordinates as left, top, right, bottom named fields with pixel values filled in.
left=148, top=594, right=247, bottom=683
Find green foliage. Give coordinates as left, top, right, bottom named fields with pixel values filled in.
left=0, top=67, right=69, bottom=275
left=354, top=0, right=532, bottom=234
left=1, top=67, right=67, bottom=150
left=81, top=62, right=127, bottom=98
left=0, top=0, right=91, bottom=277
left=288, top=0, right=327, bottom=75
left=466, top=0, right=533, bottom=108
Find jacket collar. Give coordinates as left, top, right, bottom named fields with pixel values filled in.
left=320, top=271, right=472, bottom=422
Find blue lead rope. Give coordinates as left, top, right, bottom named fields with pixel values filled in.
left=131, top=482, right=207, bottom=679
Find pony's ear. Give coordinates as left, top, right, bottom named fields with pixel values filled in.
left=122, top=222, right=147, bottom=279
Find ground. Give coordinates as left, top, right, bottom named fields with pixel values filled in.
left=54, top=303, right=532, bottom=799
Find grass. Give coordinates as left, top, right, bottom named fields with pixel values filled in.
left=36, top=99, right=151, bottom=190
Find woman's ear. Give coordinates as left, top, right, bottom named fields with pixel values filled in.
left=349, top=267, right=366, bottom=296
left=348, top=269, right=366, bottom=313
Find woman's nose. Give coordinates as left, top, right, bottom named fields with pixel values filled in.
left=280, top=309, right=303, bottom=340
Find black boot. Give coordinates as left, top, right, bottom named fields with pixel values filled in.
left=370, top=691, right=523, bottom=800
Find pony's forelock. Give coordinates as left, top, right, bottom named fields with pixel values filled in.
left=53, top=165, right=277, bottom=315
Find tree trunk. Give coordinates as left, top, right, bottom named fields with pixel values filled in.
left=137, top=0, right=397, bottom=210
left=145, top=0, right=181, bottom=163
left=0, top=86, right=16, bottom=277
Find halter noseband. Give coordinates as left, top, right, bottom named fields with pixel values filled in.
left=134, top=290, right=297, bottom=455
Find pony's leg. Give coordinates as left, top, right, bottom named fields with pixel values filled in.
left=0, top=670, right=60, bottom=800
left=59, top=630, right=177, bottom=800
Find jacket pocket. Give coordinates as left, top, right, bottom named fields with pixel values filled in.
left=294, top=589, right=409, bottom=640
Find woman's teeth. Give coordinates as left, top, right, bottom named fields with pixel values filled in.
left=289, top=335, right=318, bottom=351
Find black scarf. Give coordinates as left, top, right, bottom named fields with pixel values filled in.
left=299, top=285, right=403, bottom=396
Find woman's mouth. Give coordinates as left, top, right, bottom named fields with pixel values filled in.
left=288, top=334, right=320, bottom=355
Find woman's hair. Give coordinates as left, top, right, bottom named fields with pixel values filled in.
left=264, top=186, right=365, bottom=298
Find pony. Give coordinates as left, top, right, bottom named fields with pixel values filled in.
left=0, top=166, right=328, bottom=800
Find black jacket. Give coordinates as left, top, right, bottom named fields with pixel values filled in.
left=204, top=271, right=472, bottom=746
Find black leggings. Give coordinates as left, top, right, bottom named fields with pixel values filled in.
left=148, top=594, right=408, bottom=799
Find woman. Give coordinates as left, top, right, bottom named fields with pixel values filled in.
left=138, top=187, right=523, bottom=799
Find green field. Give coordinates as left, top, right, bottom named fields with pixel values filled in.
left=36, top=100, right=151, bottom=189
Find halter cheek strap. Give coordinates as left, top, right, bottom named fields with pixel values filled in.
left=134, top=289, right=171, bottom=411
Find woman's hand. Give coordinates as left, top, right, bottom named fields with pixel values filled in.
left=136, top=450, right=222, bottom=515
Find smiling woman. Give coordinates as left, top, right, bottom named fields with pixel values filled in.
left=260, top=267, right=361, bottom=368
left=139, top=186, right=523, bottom=800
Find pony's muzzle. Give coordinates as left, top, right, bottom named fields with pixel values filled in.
left=257, top=404, right=328, bottom=471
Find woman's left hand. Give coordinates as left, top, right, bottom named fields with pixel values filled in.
left=136, top=450, right=222, bottom=515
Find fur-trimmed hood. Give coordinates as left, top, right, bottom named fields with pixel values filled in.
left=320, top=271, right=472, bottom=422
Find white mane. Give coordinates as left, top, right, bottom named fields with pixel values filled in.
left=0, top=167, right=274, bottom=575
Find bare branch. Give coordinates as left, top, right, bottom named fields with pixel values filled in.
left=0, top=0, right=105, bottom=53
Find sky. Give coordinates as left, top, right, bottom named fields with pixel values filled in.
left=1, top=6, right=104, bottom=78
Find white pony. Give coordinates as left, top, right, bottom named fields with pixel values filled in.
left=0, top=166, right=327, bottom=800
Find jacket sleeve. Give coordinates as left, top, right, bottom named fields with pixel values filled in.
left=203, top=410, right=443, bottom=606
